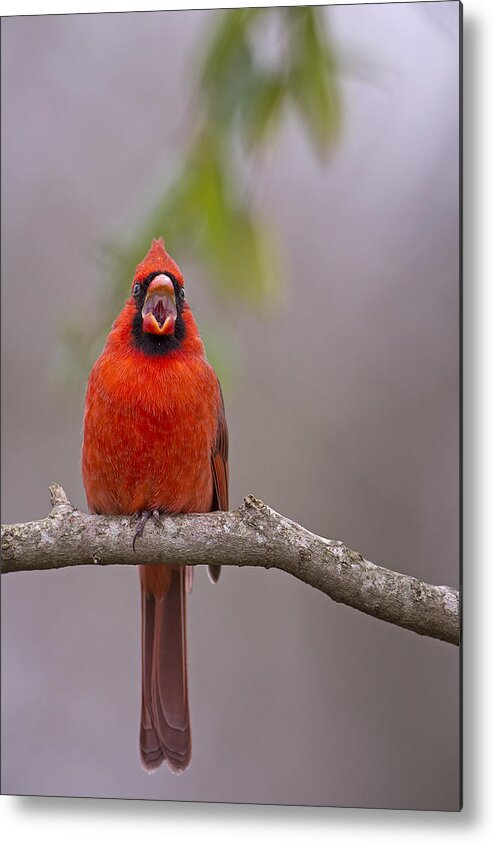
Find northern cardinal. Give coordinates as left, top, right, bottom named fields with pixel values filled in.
left=82, top=238, right=228, bottom=773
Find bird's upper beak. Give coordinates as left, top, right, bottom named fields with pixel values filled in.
left=141, top=275, right=177, bottom=335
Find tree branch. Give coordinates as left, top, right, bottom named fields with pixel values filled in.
left=1, top=484, right=459, bottom=646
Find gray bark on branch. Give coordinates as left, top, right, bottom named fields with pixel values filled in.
left=1, top=483, right=459, bottom=646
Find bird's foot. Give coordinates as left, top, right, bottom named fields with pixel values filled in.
left=132, top=510, right=162, bottom=552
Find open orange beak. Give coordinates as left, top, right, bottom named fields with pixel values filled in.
left=141, top=275, right=177, bottom=336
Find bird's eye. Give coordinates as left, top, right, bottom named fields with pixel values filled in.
left=132, top=283, right=141, bottom=297
left=179, top=288, right=186, bottom=300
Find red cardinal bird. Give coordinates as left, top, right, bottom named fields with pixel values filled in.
left=82, top=238, right=228, bottom=773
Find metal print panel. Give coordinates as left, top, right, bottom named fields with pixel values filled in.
left=1, top=1, right=461, bottom=810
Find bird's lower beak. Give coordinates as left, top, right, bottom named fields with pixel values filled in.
left=141, top=275, right=177, bottom=335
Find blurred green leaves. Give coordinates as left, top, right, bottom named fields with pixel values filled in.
left=65, top=6, right=341, bottom=384
left=287, top=7, right=341, bottom=154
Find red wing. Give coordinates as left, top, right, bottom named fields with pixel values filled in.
left=208, top=380, right=229, bottom=583
left=211, top=383, right=229, bottom=513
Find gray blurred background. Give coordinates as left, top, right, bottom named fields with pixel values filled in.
left=1, top=2, right=460, bottom=809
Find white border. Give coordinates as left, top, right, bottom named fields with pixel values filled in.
left=0, top=0, right=472, bottom=18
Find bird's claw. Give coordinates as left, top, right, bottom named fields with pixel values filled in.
left=132, top=510, right=162, bottom=553
left=151, top=510, right=163, bottom=528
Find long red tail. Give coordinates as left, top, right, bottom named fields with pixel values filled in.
left=139, top=565, right=191, bottom=773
